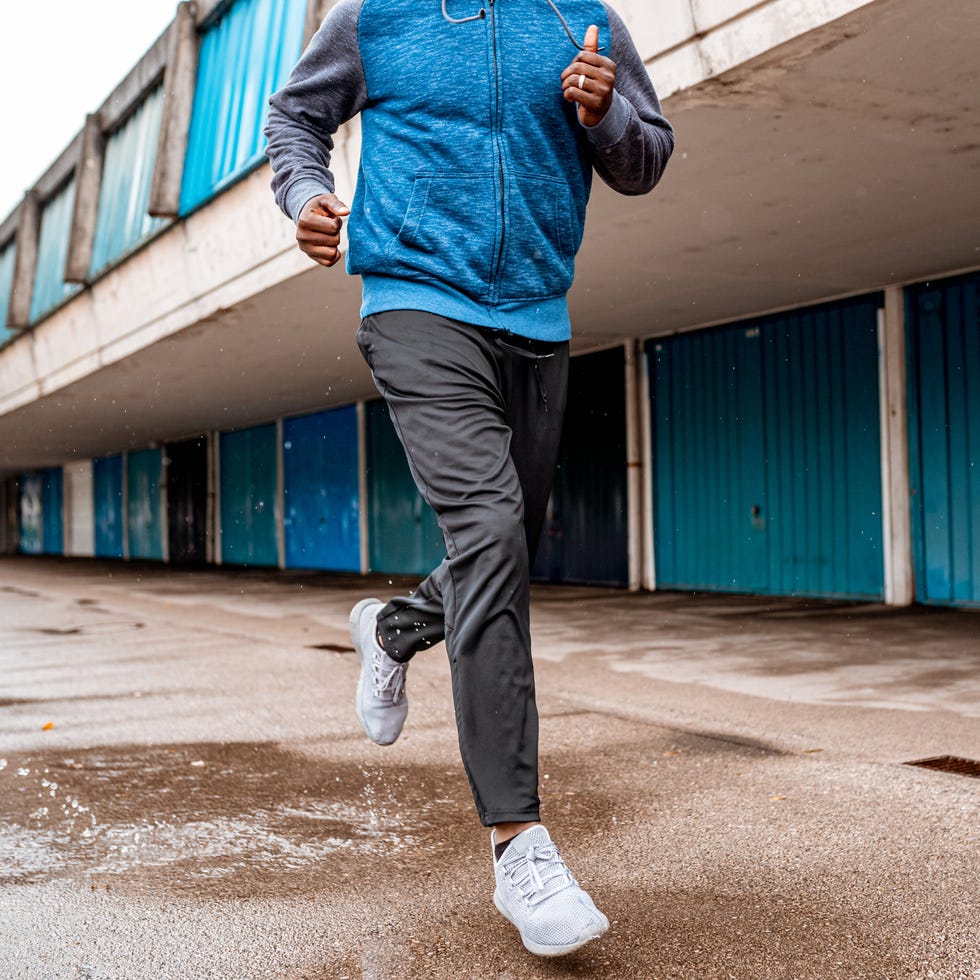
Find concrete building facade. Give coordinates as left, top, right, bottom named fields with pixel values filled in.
left=1, top=0, right=978, bottom=606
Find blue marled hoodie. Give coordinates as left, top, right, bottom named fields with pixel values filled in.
left=265, top=0, right=673, bottom=341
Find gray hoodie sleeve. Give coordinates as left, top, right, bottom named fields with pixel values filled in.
left=584, top=3, right=674, bottom=195
left=264, top=0, right=368, bottom=223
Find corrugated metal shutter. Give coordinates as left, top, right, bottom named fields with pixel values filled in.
left=219, top=424, right=279, bottom=566
left=94, top=456, right=125, bottom=559
left=30, top=179, right=82, bottom=323
left=180, top=0, right=307, bottom=214
left=532, top=347, right=629, bottom=586
left=127, top=449, right=164, bottom=560
left=649, top=295, right=884, bottom=599
left=40, top=467, right=64, bottom=555
left=19, top=473, right=42, bottom=555
left=283, top=406, right=360, bottom=572
left=907, top=272, right=980, bottom=607
left=90, top=85, right=168, bottom=276
left=366, top=399, right=444, bottom=576
left=0, top=239, right=16, bottom=347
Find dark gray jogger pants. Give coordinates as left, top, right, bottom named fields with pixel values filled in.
left=355, top=311, right=569, bottom=826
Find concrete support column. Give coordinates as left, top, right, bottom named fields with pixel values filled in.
left=639, top=343, right=657, bottom=592
left=304, top=0, right=336, bottom=45
left=878, top=287, right=915, bottom=606
left=65, top=114, right=106, bottom=284
left=149, top=2, right=199, bottom=219
left=625, top=339, right=645, bottom=592
left=7, top=192, right=40, bottom=330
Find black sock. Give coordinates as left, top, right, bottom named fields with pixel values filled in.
left=494, top=838, right=512, bottom=862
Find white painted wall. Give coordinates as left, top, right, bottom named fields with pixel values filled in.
left=64, top=460, right=95, bottom=556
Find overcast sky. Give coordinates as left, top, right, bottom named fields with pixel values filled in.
left=0, top=0, right=178, bottom=221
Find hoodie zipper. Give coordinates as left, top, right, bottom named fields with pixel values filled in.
left=488, top=0, right=506, bottom=301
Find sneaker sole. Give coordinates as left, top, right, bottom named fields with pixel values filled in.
left=493, top=889, right=609, bottom=957
left=350, top=597, right=397, bottom=746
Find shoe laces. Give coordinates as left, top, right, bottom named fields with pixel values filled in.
left=504, top=841, right=576, bottom=907
left=372, top=650, right=406, bottom=704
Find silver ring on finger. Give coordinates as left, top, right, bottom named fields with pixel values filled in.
left=578, top=73, right=587, bottom=90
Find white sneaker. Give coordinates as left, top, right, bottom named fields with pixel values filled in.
left=350, top=598, right=408, bottom=746
left=492, top=825, right=609, bottom=956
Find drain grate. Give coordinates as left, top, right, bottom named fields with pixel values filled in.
left=904, top=755, right=980, bottom=779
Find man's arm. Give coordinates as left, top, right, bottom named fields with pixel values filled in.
left=264, top=0, right=368, bottom=227
left=562, top=5, right=674, bottom=196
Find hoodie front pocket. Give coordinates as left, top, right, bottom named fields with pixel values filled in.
left=498, top=175, right=575, bottom=302
left=386, top=173, right=497, bottom=299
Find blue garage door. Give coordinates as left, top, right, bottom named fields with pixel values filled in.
left=127, top=449, right=164, bottom=560
left=284, top=405, right=361, bottom=571
left=220, top=424, right=279, bottom=567
left=649, top=295, right=884, bottom=599
left=40, top=468, right=64, bottom=555
left=94, top=455, right=125, bottom=558
left=907, top=273, right=980, bottom=607
left=366, top=400, right=444, bottom=576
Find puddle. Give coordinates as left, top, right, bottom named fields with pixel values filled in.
left=24, top=621, right=146, bottom=637
left=0, top=742, right=475, bottom=898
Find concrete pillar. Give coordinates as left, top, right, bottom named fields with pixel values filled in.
left=639, top=344, right=657, bottom=591
left=304, top=0, right=336, bottom=45
left=878, top=287, right=915, bottom=606
left=625, top=339, right=644, bottom=592
left=65, top=114, right=106, bottom=284
left=149, top=2, right=199, bottom=219
left=7, top=191, right=40, bottom=329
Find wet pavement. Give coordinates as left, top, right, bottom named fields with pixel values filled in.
left=0, top=557, right=978, bottom=979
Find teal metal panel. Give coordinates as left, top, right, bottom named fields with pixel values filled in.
left=19, top=473, right=42, bottom=555
left=907, top=273, right=980, bottom=607
left=532, top=348, right=629, bottom=586
left=220, top=424, right=279, bottom=566
left=0, top=238, right=15, bottom=348
left=366, top=400, right=444, bottom=576
left=283, top=406, right=361, bottom=571
left=180, top=0, right=307, bottom=214
left=90, top=85, right=168, bottom=276
left=30, top=179, right=82, bottom=323
left=650, top=295, right=884, bottom=599
left=40, top=467, right=64, bottom=555
left=94, top=455, right=125, bottom=558
left=127, top=449, right=164, bottom=560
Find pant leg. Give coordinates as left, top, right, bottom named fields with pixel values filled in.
left=373, top=330, right=568, bottom=663
left=355, top=311, right=567, bottom=826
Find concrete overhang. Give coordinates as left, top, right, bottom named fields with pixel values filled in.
left=0, top=0, right=977, bottom=474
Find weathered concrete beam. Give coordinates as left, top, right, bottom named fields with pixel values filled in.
left=6, top=192, right=41, bottom=330
left=149, top=2, right=199, bottom=219
left=65, top=115, right=106, bottom=284
left=97, top=28, right=169, bottom=134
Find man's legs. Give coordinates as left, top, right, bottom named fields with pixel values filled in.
left=355, top=311, right=567, bottom=826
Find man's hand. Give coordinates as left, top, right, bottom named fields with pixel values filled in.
left=296, top=193, right=350, bottom=267
left=560, top=25, right=616, bottom=128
